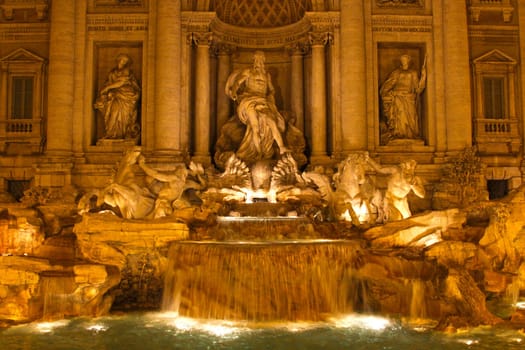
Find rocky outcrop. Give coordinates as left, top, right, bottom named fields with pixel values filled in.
left=73, top=213, right=190, bottom=310
left=0, top=256, right=118, bottom=324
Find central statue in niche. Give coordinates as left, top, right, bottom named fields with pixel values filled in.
left=225, top=50, right=290, bottom=161
left=216, top=51, right=305, bottom=169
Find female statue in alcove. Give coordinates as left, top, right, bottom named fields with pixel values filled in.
left=380, top=54, right=426, bottom=143
left=94, top=53, right=141, bottom=140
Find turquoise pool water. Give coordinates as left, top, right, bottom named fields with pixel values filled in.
left=1, top=313, right=523, bottom=350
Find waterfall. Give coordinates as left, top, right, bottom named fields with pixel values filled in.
left=40, top=273, right=76, bottom=320
left=162, top=240, right=364, bottom=322
left=409, top=279, right=427, bottom=319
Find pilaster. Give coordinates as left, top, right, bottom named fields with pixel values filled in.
left=154, top=0, right=183, bottom=156
left=442, top=0, right=472, bottom=153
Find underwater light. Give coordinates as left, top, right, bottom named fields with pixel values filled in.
left=153, top=314, right=243, bottom=337
left=331, top=315, right=392, bottom=331
left=515, top=301, right=525, bottom=309
left=33, top=320, right=69, bottom=333
left=457, top=338, right=479, bottom=345
left=200, top=323, right=241, bottom=337
left=85, top=324, right=107, bottom=332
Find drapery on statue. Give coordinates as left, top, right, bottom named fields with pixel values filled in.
left=225, top=51, right=290, bottom=163
left=380, top=54, right=427, bottom=143
left=98, top=147, right=155, bottom=219
left=94, top=53, right=141, bottom=140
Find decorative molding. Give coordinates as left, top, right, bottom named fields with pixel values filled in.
left=372, top=15, right=432, bottom=33
left=209, top=15, right=311, bottom=49
left=214, top=0, right=308, bottom=28
left=304, top=11, right=340, bottom=31
left=469, top=0, right=513, bottom=23
left=181, top=11, right=216, bottom=32
left=0, top=0, right=48, bottom=20
left=88, top=0, right=147, bottom=13
left=0, top=23, right=49, bottom=42
left=87, top=15, right=148, bottom=32
left=0, top=47, right=46, bottom=63
left=376, top=0, right=424, bottom=8
left=94, top=0, right=144, bottom=6
left=468, top=25, right=518, bottom=43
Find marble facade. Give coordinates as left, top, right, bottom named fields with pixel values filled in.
left=0, top=0, right=523, bottom=204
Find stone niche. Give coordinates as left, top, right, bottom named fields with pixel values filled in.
left=92, top=43, right=143, bottom=145
left=377, top=42, right=427, bottom=146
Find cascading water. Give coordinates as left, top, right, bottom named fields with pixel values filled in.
left=40, top=273, right=76, bottom=320
left=162, top=240, right=367, bottom=322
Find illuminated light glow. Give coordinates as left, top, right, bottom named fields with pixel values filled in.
left=280, top=322, right=316, bottom=333
left=515, top=301, right=525, bottom=309
left=341, top=203, right=370, bottom=224
left=150, top=314, right=245, bottom=338
left=341, top=209, right=352, bottom=222
left=33, top=320, right=70, bottom=333
left=85, top=324, right=107, bottom=332
left=331, top=315, right=392, bottom=331
left=171, top=317, right=200, bottom=331
left=200, top=323, right=241, bottom=337
left=354, top=202, right=370, bottom=223
left=458, top=339, right=479, bottom=345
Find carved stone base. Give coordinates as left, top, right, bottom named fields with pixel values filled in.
left=95, top=138, right=138, bottom=150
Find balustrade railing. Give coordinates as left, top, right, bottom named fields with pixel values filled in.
left=0, top=119, right=42, bottom=137
left=475, top=118, right=518, bottom=138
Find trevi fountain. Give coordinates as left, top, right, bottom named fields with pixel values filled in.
left=0, top=1, right=525, bottom=349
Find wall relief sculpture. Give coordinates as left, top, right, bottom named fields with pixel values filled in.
left=380, top=53, right=426, bottom=145
left=94, top=53, right=141, bottom=142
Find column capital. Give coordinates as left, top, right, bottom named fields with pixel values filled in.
left=308, top=31, right=333, bottom=47
left=212, top=42, right=236, bottom=56
left=285, top=40, right=309, bottom=56
left=189, top=31, right=213, bottom=47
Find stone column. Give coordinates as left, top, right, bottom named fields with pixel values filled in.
left=33, top=0, right=75, bottom=187
left=442, top=0, right=472, bottom=152
left=46, top=0, right=75, bottom=157
left=340, top=0, right=367, bottom=151
left=518, top=0, right=525, bottom=179
left=309, top=32, right=330, bottom=162
left=0, top=63, right=8, bottom=148
left=154, top=0, right=182, bottom=155
left=192, top=32, right=213, bottom=163
left=288, top=43, right=306, bottom=131
left=215, top=44, right=233, bottom=135
left=72, top=0, right=87, bottom=158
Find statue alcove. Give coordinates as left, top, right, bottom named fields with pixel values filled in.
left=212, top=48, right=308, bottom=170
left=199, top=3, right=315, bottom=169
left=92, top=43, right=143, bottom=146
left=377, top=43, right=428, bottom=146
